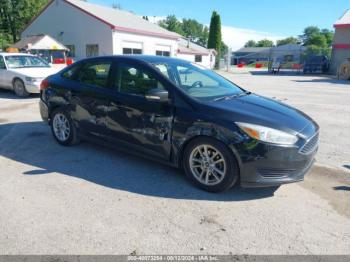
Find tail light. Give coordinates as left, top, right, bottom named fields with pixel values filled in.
left=40, top=79, right=50, bottom=90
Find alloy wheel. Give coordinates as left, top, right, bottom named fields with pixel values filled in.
left=53, top=113, right=71, bottom=142
left=189, top=144, right=227, bottom=186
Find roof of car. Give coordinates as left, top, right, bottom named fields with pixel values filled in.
left=0, top=52, right=36, bottom=57
left=81, top=55, right=193, bottom=65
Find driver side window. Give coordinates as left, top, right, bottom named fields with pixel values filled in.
left=177, top=65, right=217, bottom=87
left=0, top=56, right=6, bottom=69
left=117, top=64, right=165, bottom=96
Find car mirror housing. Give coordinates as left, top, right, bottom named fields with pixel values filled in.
left=145, top=88, right=169, bottom=103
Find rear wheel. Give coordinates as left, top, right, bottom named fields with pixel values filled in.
left=183, top=137, right=239, bottom=192
left=13, top=79, right=29, bottom=97
left=51, top=109, right=79, bottom=146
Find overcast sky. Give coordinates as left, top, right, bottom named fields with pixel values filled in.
left=90, top=0, right=348, bottom=50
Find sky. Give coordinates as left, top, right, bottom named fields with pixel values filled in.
left=90, top=0, right=349, bottom=50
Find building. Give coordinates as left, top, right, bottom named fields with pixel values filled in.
left=21, top=0, right=216, bottom=68
left=177, top=38, right=217, bottom=69
left=232, top=44, right=306, bottom=66
left=12, top=34, right=69, bottom=64
left=330, top=10, right=350, bottom=74
left=231, top=47, right=270, bottom=65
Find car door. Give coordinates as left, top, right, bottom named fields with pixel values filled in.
left=106, top=61, right=174, bottom=160
left=0, top=55, right=8, bottom=88
left=64, top=58, right=115, bottom=140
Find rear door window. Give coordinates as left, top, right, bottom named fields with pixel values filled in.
left=76, top=60, right=112, bottom=88
left=116, top=64, right=165, bottom=97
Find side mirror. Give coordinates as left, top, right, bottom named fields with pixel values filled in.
left=145, top=88, right=169, bottom=103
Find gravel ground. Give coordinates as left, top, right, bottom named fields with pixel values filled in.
left=0, top=72, right=349, bottom=255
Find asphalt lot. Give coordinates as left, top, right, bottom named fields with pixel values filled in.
left=0, top=72, right=350, bottom=254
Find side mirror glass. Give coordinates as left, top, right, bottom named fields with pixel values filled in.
left=145, top=88, right=169, bottom=103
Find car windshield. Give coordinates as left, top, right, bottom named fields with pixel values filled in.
left=5, top=55, right=50, bottom=69
left=152, top=61, right=245, bottom=101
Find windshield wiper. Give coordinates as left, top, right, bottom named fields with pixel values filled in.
left=213, top=91, right=251, bottom=102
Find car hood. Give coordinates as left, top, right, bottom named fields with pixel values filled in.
left=207, top=94, right=317, bottom=135
left=9, top=67, right=60, bottom=78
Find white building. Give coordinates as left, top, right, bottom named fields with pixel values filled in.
left=22, top=0, right=216, bottom=68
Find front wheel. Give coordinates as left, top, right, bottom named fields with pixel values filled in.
left=13, top=79, right=29, bottom=97
left=51, top=109, right=79, bottom=146
left=183, top=137, right=239, bottom=193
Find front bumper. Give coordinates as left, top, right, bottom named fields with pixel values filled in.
left=25, top=82, right=41, bottom=94
left=236, top=139, right=318, bottom=188
left=39, top=99, right=49, bottom=123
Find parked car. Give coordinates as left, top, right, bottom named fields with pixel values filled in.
left=0, top=52, right=59, bottom=97
left=303, top=55, right=329, bottom=74
left=39, top=55, right=319, bottom=192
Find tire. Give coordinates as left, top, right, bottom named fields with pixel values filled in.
left=51, top=108, right=79, bottom=146
left=183, top=137, right=239, bottom=193
left=339, top=61, right=350, bottom=80
left=13, top=79, right=30, bottom=97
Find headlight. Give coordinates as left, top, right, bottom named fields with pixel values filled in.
left=236, top=122, right=298, bottom=145
left=25, top=77, right=41, bottom=83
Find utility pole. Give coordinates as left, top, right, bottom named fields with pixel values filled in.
left=226, top=47, right=232, bottom=72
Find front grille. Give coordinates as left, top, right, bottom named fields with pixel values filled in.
left=300, top=133, right=319, bottom=154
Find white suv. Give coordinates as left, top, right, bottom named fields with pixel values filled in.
left=0, top=53, right=60, bottom=97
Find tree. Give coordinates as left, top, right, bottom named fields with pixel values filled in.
left=244, top=40, right=257, bottom=47
left=158, top=15, right=184, bottom=35
left=256, top=39, right=274, bottom=47
left=159, top=15, right=209, bottom=47
left=277, top=37, right=299, bottom=46
left=300, top=26, right=320, bottom=44
left=0, top=0, right=48, bottom=44
left=244, top=39, right=274, bottom=47
left=182, top=19, right=208, bottom=46
left=208, top=11, right=222, bottom=69
left=299, top=26, right=333, bottom=58
left=321, top=29, right=334, bottom=47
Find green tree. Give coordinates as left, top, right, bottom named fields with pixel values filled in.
left=277, top=37, right=299, bottom=46
left=299, top=26, right=333, bottom=58
left=256, top=39, right=274, bottom=47
left=159, top=15, right=209, bottom=46
left=208, top=11, right=222, bottom=69
left=0, top=0, right=48, bottom=44
left=182, top=18, right=208, bottom=46
left=321, top=29, right=334, bottom=47
left=300, top=26, right=320, bottom=44
left=244, top=39, right=274, bottom=48
left=244, top=40, right=257, bottom=47
left=158, top=15, right=184, bottom=35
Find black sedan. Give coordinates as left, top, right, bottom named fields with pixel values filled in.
left=39, top=55, right=319, bottom=192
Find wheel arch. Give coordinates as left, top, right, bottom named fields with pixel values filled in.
left=12, top=77, right=24, bottom=87
left=177, top=134, right=242, bottom=174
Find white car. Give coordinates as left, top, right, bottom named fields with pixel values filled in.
left=0, top=53, right=60, bottom=97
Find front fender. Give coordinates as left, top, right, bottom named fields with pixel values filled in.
left=171, top=108, right=245, bottom=169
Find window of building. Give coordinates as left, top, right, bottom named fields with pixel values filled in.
left=76, top=61, right=112, bottom=88
left=65, top=45, right=76, bottom=57
left=86, top=44, right=99, bottom=57
left=0, top=56, right=6, bottom=69
left=117, top=64, right=164, bottom=96
left=156, top=50, right=170, bottom=57
left=195, top=55, right=202, bottom=63
left=123, top=48, right=142, bottom=55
